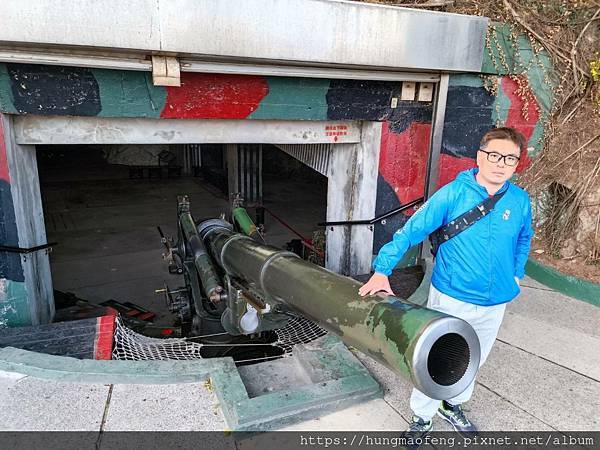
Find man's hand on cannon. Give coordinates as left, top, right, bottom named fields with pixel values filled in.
left=358, top=272, right=395, bottom=297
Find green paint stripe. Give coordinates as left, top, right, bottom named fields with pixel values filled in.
left=0, top=64, right=18, bottom=114
left=528, top=121, right=545, bottom=157
left=0, top=280, right=30, bottom=327
left=93, top=69, right=166, bottom=118
left=406, top=258, right=432, bottom=307
left=249, top=77, right=330, bottom=120
left=492, top=78, right=511, bottom=126
left=525, top=258, right=600, bottom=307
left=526, top=67, right=554, bottom=113
left=449, top=74, right=484, bottom=88
left=481, top=23, right=517, bottom=75
left=514, top=33, right=536, bottom=72
left=394, top=245, right=420, bottom=269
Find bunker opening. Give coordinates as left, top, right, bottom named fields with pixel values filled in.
left=33, top=142, right=328, bottom=364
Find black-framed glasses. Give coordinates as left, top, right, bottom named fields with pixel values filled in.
left=479, top=149, right=520, bottom=167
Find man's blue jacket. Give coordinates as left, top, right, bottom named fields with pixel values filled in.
left=373, top=168, right=533, bottom=306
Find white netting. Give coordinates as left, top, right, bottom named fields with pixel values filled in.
left=273, top=312, right=328, bottom=353
left=112, top=317, right=204, bottom=361
left=112, top=311, right=327, bottom=362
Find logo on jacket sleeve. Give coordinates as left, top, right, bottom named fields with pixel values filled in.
left=502, top=209, right=511, bottom=221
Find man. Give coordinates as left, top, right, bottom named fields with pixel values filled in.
left=359, top=127, right=533, bottom=436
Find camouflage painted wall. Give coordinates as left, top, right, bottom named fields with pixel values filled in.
left=440, top=74, right=543, bottom=186
left=0, top=63, right=434, bottom=256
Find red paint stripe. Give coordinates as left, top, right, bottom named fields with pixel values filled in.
left=379, top=121, right=431, bottom=215
left=501, top=76, right=540, bottom=173
left=94, top=308, right=117, bottom=360
left=0, top=117, right=10, bottom=183
left=160, top=73, right=269, bottom=119
left=437, top=154, right=477, bottom=189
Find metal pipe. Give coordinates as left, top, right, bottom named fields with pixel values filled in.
left=198, top=220, right=480, bottom=400
left=232, top=207, right=265, bottom=244
left=317, top=197, right=424, bottom=227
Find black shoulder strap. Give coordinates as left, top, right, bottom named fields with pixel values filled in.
left=429, top=189, right=507, bottom=257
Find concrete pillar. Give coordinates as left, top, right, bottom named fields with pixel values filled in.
left=226, top=144, right=239, bottom=203
left=326, top=122, right=381, bottom=276
left=0, top=113, right=54, bottom=326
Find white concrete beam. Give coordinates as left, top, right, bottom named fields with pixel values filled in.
left=0, top=0, right=161, bottom=51
left=13, top=116, right=361, bottom=145
left=0, top=0, right=487, bottom=72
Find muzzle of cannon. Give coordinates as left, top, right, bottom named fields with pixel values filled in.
left=194, top=217, right=481, bottom=400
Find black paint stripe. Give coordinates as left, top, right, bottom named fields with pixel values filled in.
left=373, top=174, right=410, bottom=253
left=442, top=86, right=494, bottom=159
left=7, top=64, right=101, bottom=116
left=0, top=179, right=24, bottom=282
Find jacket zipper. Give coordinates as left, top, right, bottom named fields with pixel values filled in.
left=488, top=208, right=493, bottom=299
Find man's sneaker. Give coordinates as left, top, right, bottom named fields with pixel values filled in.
left=404, top=415, right=433, bottom=436
left=437, top=400, right=478, bottom=436
left=400, top=416, right=433, bottom=450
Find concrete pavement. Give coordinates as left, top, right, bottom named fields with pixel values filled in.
left=0, top=276, right=598, bottom=433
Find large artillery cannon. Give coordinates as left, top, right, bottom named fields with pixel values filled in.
left=160, top=196, right=480, bottom=400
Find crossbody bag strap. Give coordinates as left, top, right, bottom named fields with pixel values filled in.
left=429, top=189, right=507, bottom=257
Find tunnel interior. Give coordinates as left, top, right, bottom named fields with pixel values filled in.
left=35, top=143, right=327, bottom=363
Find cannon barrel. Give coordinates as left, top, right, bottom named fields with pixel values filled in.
left=198, top=219, right=480, bottom=400
left=179, top=210, right=223, bottom=302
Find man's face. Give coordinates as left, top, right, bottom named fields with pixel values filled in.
left=476, top=138, right=521, bottom=185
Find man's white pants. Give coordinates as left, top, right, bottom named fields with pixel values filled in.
left=410, top=285, right=507, bottom=420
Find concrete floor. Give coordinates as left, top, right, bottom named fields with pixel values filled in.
left=1, top=278, right=598, bottom=433
left=40, top=150, right=327, bottom=326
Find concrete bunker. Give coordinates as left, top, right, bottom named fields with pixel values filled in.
left=1, top=116, right=386, bottom=361
left=0, top=0, right=496, bottom=431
